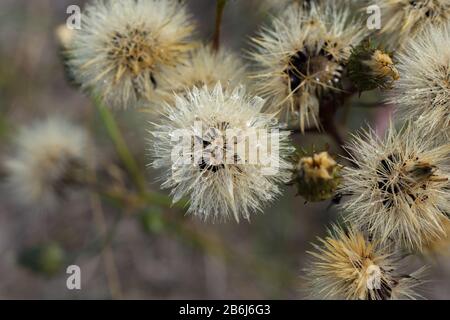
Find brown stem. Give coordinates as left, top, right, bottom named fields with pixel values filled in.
left=212, top=0, right=227, bottom=52
left=318, top=86, right=357, bottom=159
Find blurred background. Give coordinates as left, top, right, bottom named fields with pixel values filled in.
left=0, top=0, right=449, bottom=299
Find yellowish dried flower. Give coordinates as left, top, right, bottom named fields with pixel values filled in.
left=348, top=41, right=399, bottom=92
left=368, top=50, right=400, bottom=81
left=305, top=225, right=426, bottom=300
left=290, top=151, right=341, bottom=202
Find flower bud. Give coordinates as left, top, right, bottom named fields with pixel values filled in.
left=348, top=41, right=399, bottom=93
left=290, top=151, right=341, bottom=202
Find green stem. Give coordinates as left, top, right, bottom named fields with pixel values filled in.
left=142, top=191, right=188, bottom=210
left=212, top=0, right=227, bottom=52
left=94, top=100, right=146, bottom=194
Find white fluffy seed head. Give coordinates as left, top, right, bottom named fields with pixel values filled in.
left=371, top=0, right=450, bottom=49
left=68, top=0, right=195, bottom=109
left=340, top=122, right=450, bottom=252
left=249, top=2, right=366, bottom=132
left=391, top=23, right=450, bottom=130
left=149, top=83, right=293, bottom=222
left=305, top=225, right=426, bottom=300
left=4, top=117, right=91, bottom=210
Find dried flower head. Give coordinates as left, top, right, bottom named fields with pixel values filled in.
left=369, top=50, right=400, bottom=80
left=4, top=118, right=91, bottom=210
left=348, top=41, right=399, bottom=92
left=149, top=83, right=293, bottom=222
left=340, top=122, right=450, bottom=251
left=305, top=225, right=426, bottom=300
left=249, top=3, right=366, bottom=132
left=68, top=0, right=195, bottom=109
left=372, top=0, right=450, bottom=49
left=158, top=45, right=246, bottom=102
left=290, top=151, right=341, bottom=202
left=391, top=23, right=450, bottom=130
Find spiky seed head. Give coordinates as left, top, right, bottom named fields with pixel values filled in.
left=340, top=122, right=450, bottom=251
left=149, top=83, right=293, bottom=222
left=157, top=45, right=246, bottom=103
left=249, top=2, right=366, bottom=132
left=371, top=0, right=450, bottom=49
left=348, top=41, right=399, bottom=92
left=305, top=225, right=426, bottom=300
left=4, top=118, right=91, bottom=210
left=68, top=0, right=195, bottom=109
left=290, top=151, right=341, bottom=202
left=391, top=23, right=450, bottom=130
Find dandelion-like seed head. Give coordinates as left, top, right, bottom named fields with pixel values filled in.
left=150, top=83, right=293, bottom=222
left=249, top=3, right=366, bottom=132
left=373, top=0, right=450, bottom=49
left=4, top=118, right=91, bottom=210
left=305, top=225, right=425, bottom=300
left=340, top=122, right=450, bottom=251
left=158, top=45, right=246, bottom=102
left=69, top=0, right=195, bottom=109
left=391, top=23, right=450, bottom=129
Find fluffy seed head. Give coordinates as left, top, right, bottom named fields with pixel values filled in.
left=4, top=118, right=91, bottom=210
left=158, top=45, right=246, bottom=102
left=305, top=225, right=426, bottom=300
left=372, top=0, right=450, bottom=49
left=391, top=23, right=450, bottom=130
left=249, top=2, right=366, bottom=132
left=149, top=83, right=293, bottom=222
left=68, top=0, right=195, bottom=109
left=340, top=122, right=450, bottom=251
